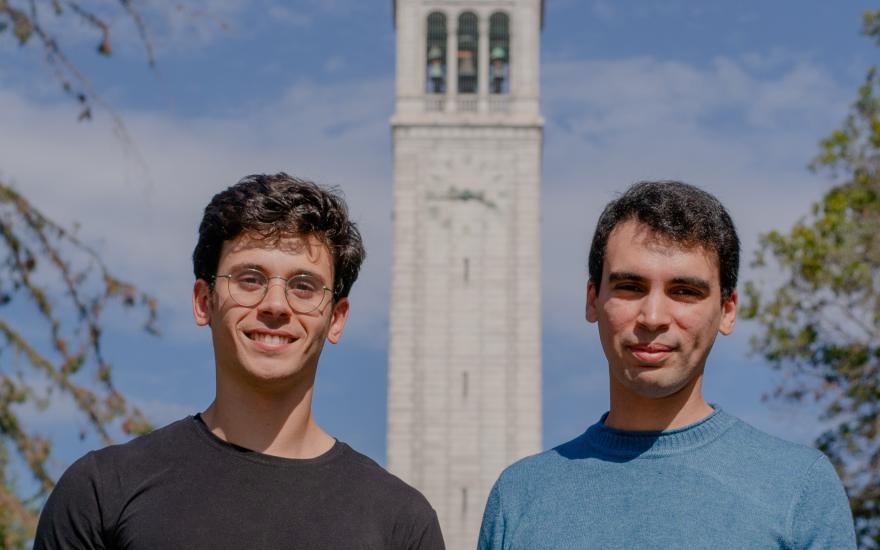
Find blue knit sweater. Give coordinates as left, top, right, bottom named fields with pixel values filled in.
left=478, top=408, right=855, bottom=549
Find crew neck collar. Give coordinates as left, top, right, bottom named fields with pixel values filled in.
left=189, top=413, right=345, bottom=467
left=582, top=407, right=737, bottom=459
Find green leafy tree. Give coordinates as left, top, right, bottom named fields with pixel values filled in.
left=743, top=10, right=880, bottom=548
left=0, top=2, right=170, bottom=546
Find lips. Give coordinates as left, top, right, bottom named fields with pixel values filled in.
left=628, top=343, right=674, bottom=365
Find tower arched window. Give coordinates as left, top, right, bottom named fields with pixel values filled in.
left=426, top=12, right=447, bottom=94
left=457, top=12, right=478, bottom=94
left=489, top=12, right=510, bottom=94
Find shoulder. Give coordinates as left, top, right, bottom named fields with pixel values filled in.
left=35, top=449, right=105, bottom=548
left=478, top=433, right=592, bottom=546
left=34, top=417, right=196, bottom=548
left=336, top=443, right=435, bottom=511
left=711, top=411, right=850, bottom=515
left=58, top=417, right=196, bottom=482
left=719, top=413, right=829, bottom=474
left=102, top=416, right=197, bottom=453
left=334, top=444, right=443, bottom=548
left=83, top=416, right=199, bottom=471
left=491, top=431, right=592, bottom=502
left=718, top=417, right=856, bottom=548
left=498, top=444, right=572, bottom=481
left=61, top=417, right=199, bottom=506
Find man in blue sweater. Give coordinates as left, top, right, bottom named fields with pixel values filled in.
left=478, top=181, right=856, bottom=549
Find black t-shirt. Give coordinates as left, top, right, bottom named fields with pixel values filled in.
left=34, top=416, right=444, bottom=550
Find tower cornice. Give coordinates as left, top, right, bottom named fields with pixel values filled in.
left=392, top=0, right=544, bottom=29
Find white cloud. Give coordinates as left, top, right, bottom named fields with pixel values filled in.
left=0, top=73, right=395, bottom=349
left=538, top=54, right=850, bottom=341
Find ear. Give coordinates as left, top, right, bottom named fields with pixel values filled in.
left=192, top=279, right=213, bottom=327
left=585, top=279, right=599, bottom=323
left=718, top=290, right=737, bottom=335
left=326, top=297, right=350, bottom=344
left=586, top=280, right=599, bottom=323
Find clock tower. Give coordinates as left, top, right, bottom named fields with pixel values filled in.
left=387, top=2, right=544, bottom=548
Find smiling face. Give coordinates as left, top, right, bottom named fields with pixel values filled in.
left=192, top=233, right=349, bottom=393
left=586, top=219, right=737, bottom=405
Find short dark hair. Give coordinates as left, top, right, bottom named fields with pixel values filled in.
left=192, top=173, right=365, bottom=299
left=588, top=180, right=739, bottom=302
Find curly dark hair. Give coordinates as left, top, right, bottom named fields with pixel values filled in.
left=192, top=173, right=365, bottom=299
left=588, top=180, right=740, bottom=302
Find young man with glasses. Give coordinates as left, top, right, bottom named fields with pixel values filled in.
left=478, top=181, right=855, bottom=549
left=36, top=173, right=445, bottom=549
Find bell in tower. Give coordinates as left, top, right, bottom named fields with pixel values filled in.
left=456, top=13, right=478, bottom=94
left=489, top=12, right=510, bottom=94
left=426, top=12, right=447, bottom=93
left=388, top=2, right=545, bottom=549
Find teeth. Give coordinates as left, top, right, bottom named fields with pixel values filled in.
left=250, top=333, right=292, bottom=345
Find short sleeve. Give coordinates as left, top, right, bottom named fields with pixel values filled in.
left=34, top=452, right=107, bottom=550
left=477, top=481, right=505, bottom=550
left=787, top=454, right=856, bottom=549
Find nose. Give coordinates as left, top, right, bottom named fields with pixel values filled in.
left=258, top=279, right=291, bottom=317
left=637, top=290, right=671, bottom=331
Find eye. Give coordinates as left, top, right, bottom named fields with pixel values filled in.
left=670, top=286, right=704, bottom=298
left=613, top=282, right=644, bottom=293
left=287, top=275, right=321, bottom=297
left=233, top=270, right=266, bottom=290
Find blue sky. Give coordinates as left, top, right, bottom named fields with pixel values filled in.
left=2, top=0, right=877, bottom=477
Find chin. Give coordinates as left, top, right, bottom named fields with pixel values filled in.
left=630, top=383, right=687, bottom=400
left=243, top=370, right=310, bottom=394
left=237, top=359, right=302, bottom=382
left=619, top=369, right=693, bottom=399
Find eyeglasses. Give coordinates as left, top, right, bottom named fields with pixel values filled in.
left=214, top=269, right=332, bottom=314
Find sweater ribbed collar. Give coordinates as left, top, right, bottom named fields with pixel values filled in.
left=582, top=407, right=738, bottom=459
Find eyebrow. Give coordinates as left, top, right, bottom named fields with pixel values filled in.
left=607, top=272, right=712, bottom=292
left=226, top=263, right=325, bottom=281
left=223, top=262, right=263, bottom=273
left=607, top=272, right=646, bottom=284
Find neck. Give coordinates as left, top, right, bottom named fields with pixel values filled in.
left=203, top=374, right=334, bottom=459
left=605, top=375, right=713, bottom=432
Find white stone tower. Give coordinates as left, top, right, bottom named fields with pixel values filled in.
left=387, top=2, right=543, bottom=548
